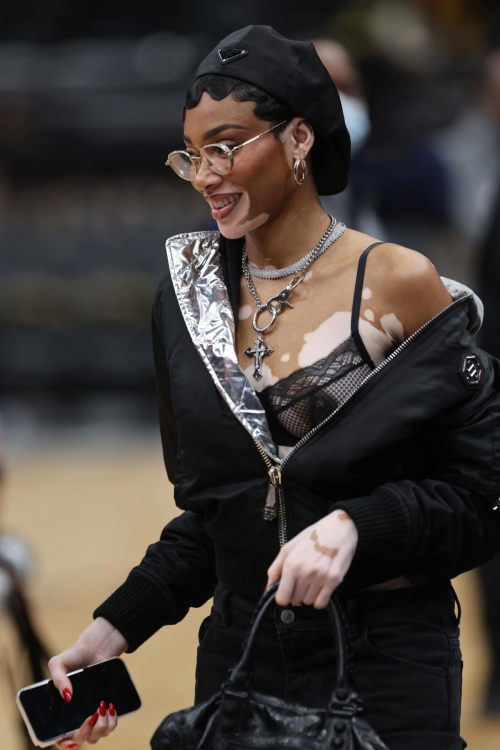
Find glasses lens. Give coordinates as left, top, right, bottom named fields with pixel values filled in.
left=168, top=152, right=196, bottom=180
left=201, top=145, right=232, bottom=175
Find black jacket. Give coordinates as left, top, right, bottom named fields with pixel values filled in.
left=93, top=231, right=500, bottom=653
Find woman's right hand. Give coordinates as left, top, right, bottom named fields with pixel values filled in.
left=48, top=617, right=129, bottom=748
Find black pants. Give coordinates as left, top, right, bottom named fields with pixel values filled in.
left=195, top=580, right=465, bottom=750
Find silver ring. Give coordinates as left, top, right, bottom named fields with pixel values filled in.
left=253, top=304, right=277, bottom=334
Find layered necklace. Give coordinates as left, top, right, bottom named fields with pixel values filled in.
left=242, top=215, right=346, bottom=380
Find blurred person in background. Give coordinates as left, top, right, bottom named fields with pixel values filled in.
left=46, top=25, right=500, bottom=750
left=477, top=48, right=500, bottom=363
left=0, top=421, right=53, bottom=749
left=475, top=43, right=500, bottom=716
left=312, top=37, right=386, bottom=239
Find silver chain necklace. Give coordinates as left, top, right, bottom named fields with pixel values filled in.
left=241, top=217, right=346, bottom=380
left=244, top=214, right=336, bottom=279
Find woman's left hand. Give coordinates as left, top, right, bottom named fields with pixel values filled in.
left=266, top=509, right=358, bottom=609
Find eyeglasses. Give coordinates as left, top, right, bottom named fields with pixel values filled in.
left=165, top=120, right=289, bottom=181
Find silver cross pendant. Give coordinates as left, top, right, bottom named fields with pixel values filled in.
left=245, top=335, right=274, bottom=380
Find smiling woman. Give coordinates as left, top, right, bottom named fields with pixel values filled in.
left=46, top=24, right=500, bottom=750
left=181, top=92, right=308, bottom=239
left=168, top=111, right=291, bottom=222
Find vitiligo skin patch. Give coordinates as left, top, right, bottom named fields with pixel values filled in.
left=238, top=304, right=252, bottom=320
left=215, top=183, right=270, bottom=240
left=310, top=529, right=339, bottom=559
left=298, top=311, right=352, bottom=368
left=242, top=307, right=405, bottom=393
left=236, top=242, right=406, bottom=461
left=380, top=313, right=404, bottom=345
left=243, top=361, right=279, bottom=390
left=337, top=512, right=351, bottom=522
left=296, top=309, right=404, bottom=371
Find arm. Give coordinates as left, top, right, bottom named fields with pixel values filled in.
left=330, top=247, right=500, bottom=581
left=331, top=353, right=500, bottom=583
left=92, top=509, right=217, bottom=653
left=268, top=347, right=500, bottom=606
left=92, top=276, right=217, bottom=652
left=268, top=248, right=500, bottom=605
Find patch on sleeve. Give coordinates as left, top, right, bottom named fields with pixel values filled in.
left=460, top=354, right=483, bottom=390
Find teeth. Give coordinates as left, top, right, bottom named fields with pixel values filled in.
left=212, top=195, right=239, bottom=209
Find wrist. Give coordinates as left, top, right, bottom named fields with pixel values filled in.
left=77, top=616, right=129, bottom=658
left=329, top=507, right=355, bottom=527
left=328, top=508, right=359, bottom=547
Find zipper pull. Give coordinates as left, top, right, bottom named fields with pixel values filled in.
left=262, top=466, right=281, bottom=521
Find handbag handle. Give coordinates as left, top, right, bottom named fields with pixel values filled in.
left=226, top=580, right=353, bottom=707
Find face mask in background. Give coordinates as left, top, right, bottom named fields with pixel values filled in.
left=339, top=93, right=371, bottom=153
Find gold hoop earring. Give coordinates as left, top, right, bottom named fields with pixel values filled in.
left=293, top=159, right=306, bottom=185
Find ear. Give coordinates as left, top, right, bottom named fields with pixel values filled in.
left=285, top=116, right=315, bottom=164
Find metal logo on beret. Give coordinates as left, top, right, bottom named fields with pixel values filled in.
left=460, top=354, right=483, bottom=389
left=218, top=48, right=248, bottom=64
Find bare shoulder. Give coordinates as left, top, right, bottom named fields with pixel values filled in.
left=374, top=241, right=449, bottom=291
left=348, top=233, right=454, bottom=338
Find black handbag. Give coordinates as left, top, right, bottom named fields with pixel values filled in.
left=150, top=581, right=389, bottom=750
left=151, top=581, right=388, bottom=750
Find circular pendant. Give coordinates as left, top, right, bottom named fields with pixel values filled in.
left=253, top=304, right=277, bottom=334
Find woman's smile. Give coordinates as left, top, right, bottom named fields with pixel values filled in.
left=205, top=192, right=242, bottom=219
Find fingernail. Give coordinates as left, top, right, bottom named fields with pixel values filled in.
left=264, top=583, right=268, bottom=592
left=99, top=700, right=106, bottom=716
left=108, top=703, right=116, bottom=717
left=89, top=713, right=99, bottom=727
left=62, top=688, right=72, bottom=703
left=68, top=744, right=77, bottom=748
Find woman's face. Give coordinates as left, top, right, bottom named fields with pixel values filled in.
left=183, top=93, right=305, bottom=239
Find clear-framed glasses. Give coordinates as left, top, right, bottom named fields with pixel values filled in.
left=165, top=119, right=289, bottom=181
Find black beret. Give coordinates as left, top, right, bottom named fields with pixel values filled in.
left=194, top=25, right=351, bottom=195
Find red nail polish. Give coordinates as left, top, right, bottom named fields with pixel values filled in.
left=108, top=703, right=116, bottom=717
left=62, top=688, right=72, bottom=703
left=99, top=700, right=106, bottom=716
left=68, top=744, right=77, bottom=748
left=264, top=584, right=268, bottom=592
left=89, top=713, right=99, bottom=727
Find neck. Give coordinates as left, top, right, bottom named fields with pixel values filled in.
left=243, top=186, right=332, bottom=270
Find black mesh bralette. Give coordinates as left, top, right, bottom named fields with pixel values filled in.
left=253, top=241, right=385, bottom=447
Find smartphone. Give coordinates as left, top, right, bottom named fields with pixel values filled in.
left=15, top=657, right=142, bottom=747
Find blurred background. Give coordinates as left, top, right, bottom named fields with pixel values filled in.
left=1, top=0, right=500, bottom=748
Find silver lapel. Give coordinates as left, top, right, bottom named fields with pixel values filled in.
left=165, top=231, right=279, bottom=462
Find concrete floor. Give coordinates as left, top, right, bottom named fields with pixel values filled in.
left=1, top=440, right=499, bottom=749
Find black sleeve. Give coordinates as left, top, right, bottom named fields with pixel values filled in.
left=331, top=349, right=500, bottom=583
left=152, top=288, right=178, bottom=484
left=92, top=276, right=217, bottom=653
left=92, top=510, right=217, bottom=653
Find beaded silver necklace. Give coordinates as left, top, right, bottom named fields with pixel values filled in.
left=241, top=217, right=346, bottom=380
left=244, top=215, right=337, bottom=279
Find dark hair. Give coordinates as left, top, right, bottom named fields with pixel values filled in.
left=183, top=74, right=295, bottom=144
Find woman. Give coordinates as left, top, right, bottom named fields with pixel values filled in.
left=48, top=26, right=500, bottom=750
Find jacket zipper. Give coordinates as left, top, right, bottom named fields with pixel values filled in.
left=253, top=292, right=473, bottom=548
left=252, top=442, right=288, bottom=547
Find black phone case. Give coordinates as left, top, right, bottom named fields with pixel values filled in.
left=15, top=656, right=142, bottom=747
